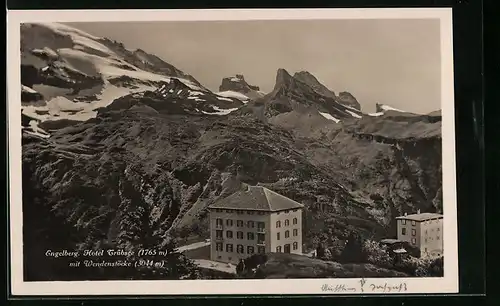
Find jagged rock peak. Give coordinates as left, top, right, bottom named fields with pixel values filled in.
left=219, top=74, right=260, bottom=93
left=274, top=68, right=293, bottom=90
left=293, top=70, right=337, bottom=98
left=338, top=91, right=361, bottom=111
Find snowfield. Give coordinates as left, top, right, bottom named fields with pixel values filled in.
left=21, top=22, right=209, bottom=123
left=216, top=90, right=250, bottom=101
left=202, top=106, right=239, bottom=116
left=319, top=111, right=340, bottom=123
left=346, top=110, right=362, bottom=119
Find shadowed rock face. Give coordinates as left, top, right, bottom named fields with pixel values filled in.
left=338, top=91, right=361, bottom=110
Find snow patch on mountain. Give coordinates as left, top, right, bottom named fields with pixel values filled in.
left=379, top=104, right=405, bottom=112
left=319, top=111, right=340, bottom=123
left=216, top=90, right=250, bottom=101
left=346, top=110, right=362, bottom=119
left=202, top=106, right=239, bottom=116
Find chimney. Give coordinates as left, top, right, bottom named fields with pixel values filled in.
left=417, top=209, right=421, bottom=214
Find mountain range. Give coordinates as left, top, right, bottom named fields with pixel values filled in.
left=19, top=23, right=442, bottom=279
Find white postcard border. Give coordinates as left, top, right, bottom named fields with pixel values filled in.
left=7, top=8, right=458, bottom=295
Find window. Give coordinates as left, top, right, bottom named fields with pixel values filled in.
left=425, top=238, right=428, bottom=243
left=285, top=219, right=290, bottom=226
left=247, top=232, right=255, bottom=240
left=237, top=244, right=244, bottom=254
left=411, top=238, right=416, bottom=245
left=402, top=220, right=406, bottom=225
left=437, top=236, right=440, bottom=240
left=247, top=221, right=255, bottom=228
left=424, top=248, right=427, bottom=253
left=237, top=231, right=244, bottom=239
left=437, top=228, right=440, bottom=232
left=247, top=246, right=255, bottom=254
left=411, top=229, right=416, bottom=236
left=226, top=244, right=233, bottom=252
left=216, top=230, right=223, bottom=239
left=277, top=232, right=280, bottom=240
left=257, top=233, right=265, bottom=243
left=293, top=242, right=298, bottom=250
left=276, top=221, right=281, bottom=228
left=247, top=211, right=254, bottom=215
left=226, top=219, right=233, bottom=226
left=293, top=218, right=298, bottom=225
left=216, top=218, right=223, bottom=226
left=285, top=230, right=290, bottom=238
left=258, top=246, right=265, bottom=254
left=216, top=242, right=223, bottom=251
left=402, top=228, right=407, bottom=235
left=412, top=221, right=416, bottom=226
left=257, top=222, right=265, bottom=229
left=236, top=210, right=244, bottom=215
left=226, top=231, right=233, bottom=239
left=293, top=229, right=298, bottom=236
left=276, top=246, right=282, bottom=253
left=237, top=220, right=244, bottom=227
left=225, top=210, right=231, bottom=213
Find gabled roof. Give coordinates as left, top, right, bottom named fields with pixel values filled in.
left=208, top=186, right=304, bottom=212
left=395, top=213, right=443, bottom=222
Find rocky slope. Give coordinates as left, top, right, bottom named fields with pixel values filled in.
left=217, top=74, right=265, bottom=101
left=20, top=23, right=443, bottom=279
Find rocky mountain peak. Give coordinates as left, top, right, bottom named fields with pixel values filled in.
left=338, top=91, right=361, bottom=110
left=293, top=70, right=336, bottom=99
left=274, top=68, right=294, bottom=90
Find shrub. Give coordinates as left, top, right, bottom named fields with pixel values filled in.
left=398, top=255, right=444, bottom=277
left=362, top=239, right=393, bottom=268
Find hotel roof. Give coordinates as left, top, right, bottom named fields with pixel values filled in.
left=208, top=186, right=304, bottom=212
left=395, top=213, right=443, bottom=222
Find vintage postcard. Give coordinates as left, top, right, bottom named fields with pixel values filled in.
left=7, top=8, right=458, bottom=296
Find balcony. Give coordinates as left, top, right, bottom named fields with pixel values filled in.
left=257, top=240, right=266, bottom=246
left=215, top=236, right=224, bottom=241
left=257, top=228, right=266, bottom=233
left=215, top=224, right=223, bottom=230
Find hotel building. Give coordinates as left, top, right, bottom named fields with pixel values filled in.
left=207, top=185, right=304, bottom=264
left=396, top=211, right=443, bottom=257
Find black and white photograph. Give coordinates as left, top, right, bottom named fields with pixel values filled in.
left=8, top=9, right=458, bottom=295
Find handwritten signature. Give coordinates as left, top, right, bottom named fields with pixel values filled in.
left=321, top=279, right=407, bottom=293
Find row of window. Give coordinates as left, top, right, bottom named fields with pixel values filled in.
left=409, top=236, right=441, bottom=245
left=401, top=220, right=417, bottom=226
left=276, top=219, right=298, bottom=228
left=215, top=219, right=266, bottom=228
left=216, top=230, right=266, bottom=240
left=216, top=229, right=300, bottom=240
left=277, top=229, right=299, bottom=240
left=215, top=218, right=299, bottom=228
left=212, top=209, right=299, bottom=215
left=402, top=228, right=442, bottom=236
left=215, top=243, right=265, bottom=254
left=276, top=242, right=299, bottom=252
left=401, top=228, right=416, bottom=236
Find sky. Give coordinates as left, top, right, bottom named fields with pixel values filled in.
left=67, top=19, right=441, bottom=113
